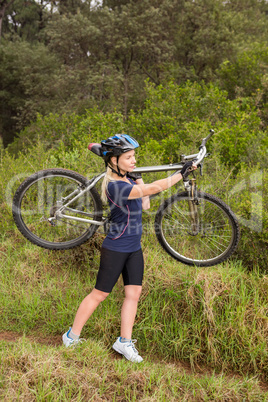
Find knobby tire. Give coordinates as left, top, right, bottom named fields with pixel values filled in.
left=154, top=191, right=240, bottom=267
left=12, top=169, right=103, bottom=250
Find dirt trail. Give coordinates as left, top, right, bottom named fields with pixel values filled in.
left=0, top=331, right=62, bottom=346
left=1, top=330, right=268, bottom=392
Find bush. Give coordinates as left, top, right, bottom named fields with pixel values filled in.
left=228, top=167, right=268, bottom=270
left=8, top=81, right=268, bottom=170
left=197, top=158, right=268, bottom=271
left=127, top=81, right=268, bottom=168
left=2, top=81, right=268, bottom=270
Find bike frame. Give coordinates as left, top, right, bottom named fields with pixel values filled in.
left=55, top=130, right=213, bottom=226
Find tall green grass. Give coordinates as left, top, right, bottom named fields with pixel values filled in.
left=1, top=231, right=268, bottom=381
left=1, top=137, right=268, bottom=398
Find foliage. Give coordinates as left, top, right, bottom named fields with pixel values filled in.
left=228, top=167, right=268, bottom=270
left=172, top=0, right=236, bottom=82
left=128, top=81, right=268, bottom=170
left=1, top=1, right=268, bottom=393
left=0, top=39, right=61, bottom=146
left=8, top=81, right=267, bottom=168
left=198, top=158, right=268, bottom=271
left=0, top=0, right=267, bottom=145
left=2, top=105, right=268, bottom=272
left=7, top=109, right=126, bottom=157
left=43, top=1, right=177, bottom=117
left=1, top=0, right=43, bottom=41
left=217, top=44, right=268, bottom=129
left=217, top=44, right=268, bottom=98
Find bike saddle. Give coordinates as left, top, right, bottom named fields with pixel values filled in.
left=88, top=143, right=102, bottom=156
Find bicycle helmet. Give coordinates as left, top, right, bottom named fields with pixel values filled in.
left=101, top=134, right=139, bottom=157
left=101, top=134, right=139, bottom=177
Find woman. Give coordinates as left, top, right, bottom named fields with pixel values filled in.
left=63, top=134, right=195, bottom=363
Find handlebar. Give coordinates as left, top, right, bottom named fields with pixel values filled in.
left=200, top=129, right=215, bottom=148
left=181, top=129, right=215, bottom=166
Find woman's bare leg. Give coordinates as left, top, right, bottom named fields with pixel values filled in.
left=120, top=285, right=142, bottom=339
left=71, top=288, right=109, bottom=335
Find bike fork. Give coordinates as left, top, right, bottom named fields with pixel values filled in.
left=184, top=179, right=200, bottom=236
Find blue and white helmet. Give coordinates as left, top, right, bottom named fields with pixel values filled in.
left=101, top=134, right=139, bottom=158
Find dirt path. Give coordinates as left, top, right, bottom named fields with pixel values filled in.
left=1, top=330, right=268, bottom=392
left=0, top=331, right=62, bottom=346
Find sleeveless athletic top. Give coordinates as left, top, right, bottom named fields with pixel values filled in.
left=102, top=180, right=142, bottom=252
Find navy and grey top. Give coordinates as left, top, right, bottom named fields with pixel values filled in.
left=102, top=180, right=142, bottom=252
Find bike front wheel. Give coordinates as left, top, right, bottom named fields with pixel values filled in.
left=154, top=191, right=240, bottom=267
left=12, top=169, right=103, bottom=250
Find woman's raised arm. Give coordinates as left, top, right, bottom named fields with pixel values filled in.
left=129, top=162, right=197, bottom=200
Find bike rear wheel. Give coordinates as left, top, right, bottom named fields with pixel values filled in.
left=12, top=169, right=103, bottom=250
left=154, top=191, right=240, bottom=267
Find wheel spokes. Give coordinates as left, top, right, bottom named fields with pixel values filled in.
left=160, top=196, right=234, bottom=262
left=20, top=176, right=97, bottom=244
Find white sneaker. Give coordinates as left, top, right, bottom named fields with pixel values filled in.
left=62, top=328, right=85, bottom=348
left=112, top=337, right=143, bottom=363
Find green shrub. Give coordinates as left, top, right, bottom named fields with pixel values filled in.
left=2, top=81, right=267, bottom=271
left=228, top=167, right=268, bottom=270
left=7, top=109, right=126, bottom=156
left=7, top=80, right=268, bottom=170
left=197, top=158, right=268, bottom=271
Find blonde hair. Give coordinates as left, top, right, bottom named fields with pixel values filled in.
left=101, top=165, right=115, bottom=203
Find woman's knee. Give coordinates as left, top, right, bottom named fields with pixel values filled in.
left=92, top=288, right=110, bottom=303
left=125, top=285, right=142, bottom=301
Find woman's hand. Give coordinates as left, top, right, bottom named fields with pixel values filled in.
left=180, top=161, right=197, bottom=181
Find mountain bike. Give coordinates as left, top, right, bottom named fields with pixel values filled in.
left=12, top=129, right=240, bottom=267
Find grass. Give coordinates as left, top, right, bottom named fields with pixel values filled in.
left=1, top=114, right=267, bottom=399
left=1, top=337, right=268, bottom=401
left=1, top=229, right=268, bottom=399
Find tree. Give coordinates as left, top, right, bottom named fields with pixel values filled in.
left=172, top=0, right=237, bottom=82
left=102, top=0, right=131, bottom=9
left=217, top=44, right=268, bottom=129
left=171, top=0, right=268, bottom=83
left=44, top=1, right=177, bottom=116
left=218, top=45, right=268, bottom=99
left=1, top=0, right=268, bottom=146
left=57, top=0, right=92, bottom=15
left=1, top=0, right=51, bottom=41
left=1, top=0, right=93, bottom=41
left=0, top=39, right=61, bottom=145
left=0, top=0, right=15, bottom=39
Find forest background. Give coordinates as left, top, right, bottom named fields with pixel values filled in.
left=0, top=0, right=268, bottom=400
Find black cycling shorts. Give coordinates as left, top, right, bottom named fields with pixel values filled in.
left=95, top=247, right=144, bottom=293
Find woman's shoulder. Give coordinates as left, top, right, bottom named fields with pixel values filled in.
left=107, top=179, right=134, bottom=203
left=108, top=179, right=133, bottom=189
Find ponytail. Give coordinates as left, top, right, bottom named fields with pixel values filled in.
left=101, top=165, right=114, bottom=203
